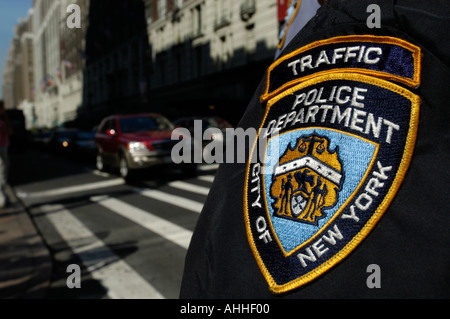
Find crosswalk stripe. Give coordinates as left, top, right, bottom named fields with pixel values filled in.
left=41, top=204, right=165, bottom=299
left=17, top=172, right=216, bottom=200
left=91, top=195, right=193, bottom=250
left=197, top=175, right=215, bottom=183
left=167, top=180, right=210, bottom=196
left=137, top=189, right=204, bottom=214
left=18, top=179, right=125, bottom=199
left=198, top=164, right=220, bottom=171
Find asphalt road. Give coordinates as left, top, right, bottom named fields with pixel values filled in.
left=9, top=147, right=217, bottom=299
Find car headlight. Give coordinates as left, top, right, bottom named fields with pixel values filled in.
left=127, top=141, right=147, bottom=152
left=211, top=132, right=224, bottom=142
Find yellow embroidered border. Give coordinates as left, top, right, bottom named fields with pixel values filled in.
left=262, top=35, right=423, bottom=102
left=278, top=0, right=302, bottom=50
left=244, top=72, right=421, bottom=294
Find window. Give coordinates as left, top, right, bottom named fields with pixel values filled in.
left=99, top=119, right=117, bottom=134
left=214, top=0, right=231, bottom=30
left=158, top=0, right=167, bottom=19
left=215, top=0, right=230, bottom=19
left=175, top=0, right=183, bottom=8
left=192, top=4, right=203, bottom=36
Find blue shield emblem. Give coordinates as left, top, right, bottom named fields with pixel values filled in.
left=265, top=129, right=378, bottom=255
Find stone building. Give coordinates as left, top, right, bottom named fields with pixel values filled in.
left=7, top=0, right=282, bottom=129
left=32, top=0, right=62, bottom=128
left=3, top=9, right=35, bottom=113
left=32, top=0, right=89, bottom=129
left=143, top=0, right=280, bottom=124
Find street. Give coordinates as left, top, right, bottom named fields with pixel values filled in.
left=8, top=147, right=217, bottom=299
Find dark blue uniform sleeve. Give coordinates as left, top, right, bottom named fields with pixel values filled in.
left=180, top=0, right=450, bottom=299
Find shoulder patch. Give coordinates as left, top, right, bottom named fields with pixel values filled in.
left=262, top=35, right=422, bottom=102
left=245, top=72, right=420, bottom=294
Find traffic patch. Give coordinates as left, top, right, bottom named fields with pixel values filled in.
left=261, top=35, right=422, bottom=102
left=245, top=73, right=420, bottom=294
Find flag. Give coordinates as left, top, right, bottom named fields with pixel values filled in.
left=63, top=60, right=74, bottom=70
left=278, top=0, right=291, bottom=22
left=46, top=74, right=54, bottom=86
left=40, top=78, right=46, bottom=91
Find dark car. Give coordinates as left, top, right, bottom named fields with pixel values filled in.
left=68, top=130, right=97, bottom=160
left=47, top=128, right=79, bottom=153
left=32, top=129, right=53, bottom=149
left=173, top=116, right=233, bottom=145
left=95, top=113, right=194, bottom=179
left=173, top=116, right=233, bottom=162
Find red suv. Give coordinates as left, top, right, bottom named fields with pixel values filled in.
left=95, top=113, right=192, bottom=179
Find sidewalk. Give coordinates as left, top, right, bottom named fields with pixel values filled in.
left=0, top=185, right=52, bottom=299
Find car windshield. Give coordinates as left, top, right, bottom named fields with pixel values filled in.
left=119, top=116, right=174, bottom=133
left=57, top=130, right=78, bottom=138
left=77, top=131, right=95, bottom=140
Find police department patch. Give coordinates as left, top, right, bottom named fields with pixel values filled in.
left=244, top=72, right=420, bottom=294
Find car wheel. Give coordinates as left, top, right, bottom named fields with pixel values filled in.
left=96, top=152, right=106, bottom=172
left=119, top=155, right=133, bottom=180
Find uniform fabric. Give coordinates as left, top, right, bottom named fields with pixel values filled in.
left=180, top=0, right=450, bottom=299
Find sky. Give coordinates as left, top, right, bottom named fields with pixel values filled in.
left=0, top=0, right=33, bottom=100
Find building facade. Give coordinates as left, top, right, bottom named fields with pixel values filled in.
left=81, top=0, right=150, bottom=128
left=58, top=0, right=90, bottom=127
left=2, top=46, right=15, bottom=111
left=31, top=0, right=89, bottom=129
left=2, top=9, right=35, bottom=127
left=33, top=0, right=61, bottom=128
left=5, top=0, right=282, bottom=129
left=143, top=0, right=280, bottom=124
